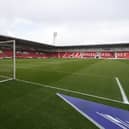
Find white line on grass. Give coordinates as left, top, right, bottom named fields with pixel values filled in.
left=56, top=93, right=104, bottom=129
left=0, top=78, right=13, bottom=83
left=0, top=75, right=13, bottom=83
left=115, top=77, right=129, bottom=104
left=16, top=78, right=126, bottom=104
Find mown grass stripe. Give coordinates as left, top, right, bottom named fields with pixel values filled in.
left=16, top=78, right=126, bottom=104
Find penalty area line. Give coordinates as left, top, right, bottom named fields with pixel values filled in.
left=115, top=77, right=129, bottom=104
left=16, top=78, right=126, bottom=104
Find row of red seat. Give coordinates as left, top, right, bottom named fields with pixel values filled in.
left=0, top=51, right=129, bottom=59
left=59, top=52, right=129, bottom=58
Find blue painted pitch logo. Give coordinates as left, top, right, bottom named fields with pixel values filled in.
left=57, top=93, right=129, bottom=129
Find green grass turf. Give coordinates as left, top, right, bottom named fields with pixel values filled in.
left=0, top=59, right=13, bottom=79
left=0, top=58, right=129, bottom=129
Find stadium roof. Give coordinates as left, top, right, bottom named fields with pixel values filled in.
left=0, top=34, right=53, bottom=48
left=0, top=35, right=129, bottom=49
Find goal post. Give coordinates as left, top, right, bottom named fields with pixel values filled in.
left=0, top=40, right=16, bottom=82
left=13, top=40, right=16, bottom=80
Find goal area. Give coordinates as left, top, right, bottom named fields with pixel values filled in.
left=0, top=40, right=16, bottom=82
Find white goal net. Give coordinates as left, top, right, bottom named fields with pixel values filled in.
left=0, top=40, right=16, bottom=82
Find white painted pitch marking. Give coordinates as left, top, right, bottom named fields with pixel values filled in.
left=16, top=78, right=126, bottom=104
left=0, top=75, right=14, bottom=83
left=56, top=93, right=104, bottom=129
left=115, top=77, right=129, bottom=104
left=0, top=78, right=13, bottom=83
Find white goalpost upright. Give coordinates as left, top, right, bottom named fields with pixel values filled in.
left=0, top=40, right=16, bottom=82
left=13, top=40, right=16, bottom=80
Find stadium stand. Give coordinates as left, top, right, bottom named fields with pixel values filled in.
left=0, top=35, right=129, bottom=59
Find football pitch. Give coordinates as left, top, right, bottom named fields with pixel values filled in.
left=0, top=58, right=129, bottom=129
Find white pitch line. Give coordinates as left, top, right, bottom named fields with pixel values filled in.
left=115, top=77, right=129, bottom=104
left=56, top=93, right=104, bottom=129
left=16, top=78, right=126, bottom=104
left=0, top=75, right=14, bottom=83
left=0, top=78, right=13, bottom=83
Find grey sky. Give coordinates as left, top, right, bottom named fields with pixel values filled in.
left=0, top=0, right=129, bottom=45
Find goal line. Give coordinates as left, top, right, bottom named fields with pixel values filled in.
left=16, top=78, right=126, bottom=105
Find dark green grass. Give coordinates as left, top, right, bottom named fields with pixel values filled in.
left=0, top=59, right=13, bottom=79
left=0, top=58, right=129, bottom=129
left=17, top=59, right=128, bottom=100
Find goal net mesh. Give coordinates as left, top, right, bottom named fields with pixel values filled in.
left=0, top=40, right=15, bottom=82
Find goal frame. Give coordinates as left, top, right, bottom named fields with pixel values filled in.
left=0, top=40, right=16, bottom=81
